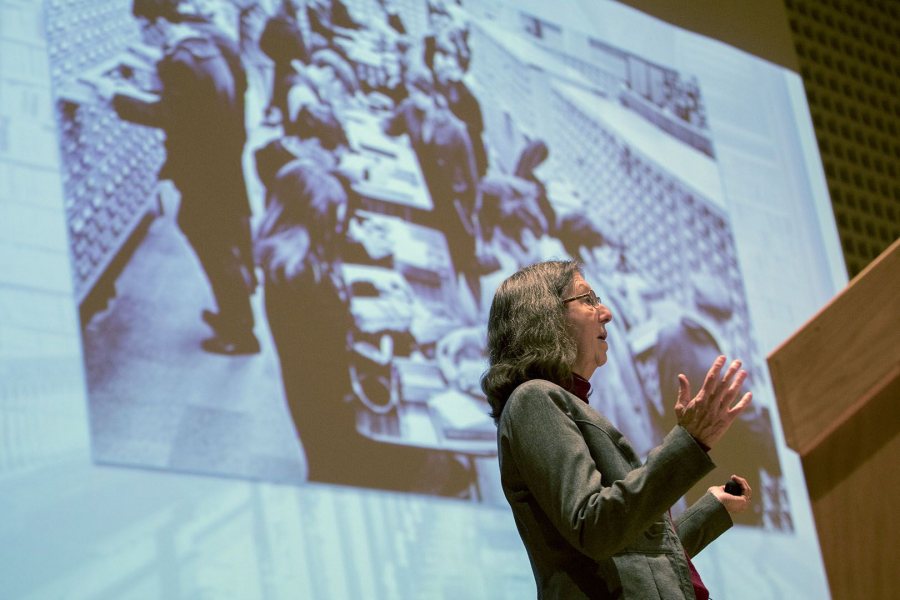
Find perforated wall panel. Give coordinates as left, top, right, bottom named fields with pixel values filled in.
left=785, top=0, right=900, bottom=277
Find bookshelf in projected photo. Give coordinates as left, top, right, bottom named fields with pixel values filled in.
left=46, top=2, right=165, bottom=310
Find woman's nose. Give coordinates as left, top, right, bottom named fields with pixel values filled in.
left=598, top=304, right=613, bottom=323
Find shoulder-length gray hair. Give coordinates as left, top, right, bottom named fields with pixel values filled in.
left=481, top=260, right=580, bottom=423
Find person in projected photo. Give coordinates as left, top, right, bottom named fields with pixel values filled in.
left=252, top=51, right=356, bottom=197
left=109, top=0, right=258, bottom=355
left=513, top=139, right=559, bottom=238
left=306, top=0, right=363, bottom=53
left=283, top=49, right=364, bottom=126
left=255, top=159, right=354, bottom=483
left=431, top=41, right=487, bottom=178
left=424, top=0, right=470, bottom=74
left=483, top=260, right=753, bottom=600
left=253, top=102, right=348, bottom=208
left=470, top=174, right=550, bottom=308
left=435, top=174, right=552, bottom=397
left=655, top=271, right=782, bottom=527
left=180, top=4, right=247, bottom=100
left=434, top=171, right=557, bottom=417
left=256, top=160, right=470, bottom=494
left=382, top=68, right=481, bottom=299
left=258, top=0, right=309, bottom=126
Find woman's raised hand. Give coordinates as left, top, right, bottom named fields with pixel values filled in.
left=674, top=355, right=752, bottom=449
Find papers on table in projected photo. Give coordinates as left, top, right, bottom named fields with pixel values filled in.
left=428, top=390, right=495, bottom=442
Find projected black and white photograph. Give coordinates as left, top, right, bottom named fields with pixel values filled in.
left=7, top=0, right=869, bottom=596
left=49, top=0, right=786, bottom=525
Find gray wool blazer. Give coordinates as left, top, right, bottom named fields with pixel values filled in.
left=498, top=379, right=733, bottom=599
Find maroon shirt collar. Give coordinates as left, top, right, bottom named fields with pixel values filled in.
left=566, top=373, right=592, bottom=403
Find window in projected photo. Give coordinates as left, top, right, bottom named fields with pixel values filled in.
left=47, top=0, right=790, bottom=533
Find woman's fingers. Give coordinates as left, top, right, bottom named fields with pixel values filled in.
left=701, top=356, right=742, bottom=405
left=674, top=373, right=691, bottom=412
left=679, top=357, right=753, bottom=448
left=720, top=368, right=748, bottom=407
left=728, top=391, right=753, bottom=416
left=700, top=355, right=727, bottom=396
left=720, top=359, right=742, bottom=392
left=731, top=474, right=752, bottom=501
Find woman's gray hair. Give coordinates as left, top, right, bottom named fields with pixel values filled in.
left=481, top=260, right=580, bottom=423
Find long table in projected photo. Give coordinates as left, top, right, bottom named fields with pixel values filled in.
left=338, top=101, right=496, bottom=501
left=342, top=108, right=433, bottom=220
left=341, top=216, right=496, bottom=501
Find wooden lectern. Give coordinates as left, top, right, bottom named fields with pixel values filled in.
left=768, top=238, right=900, bottom=600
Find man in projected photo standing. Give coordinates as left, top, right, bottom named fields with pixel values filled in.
left=483, top=260, right=752, bottom=599
left=105, top=0, right=259, bottom=355
left=382, top=68, right=481, bottom=300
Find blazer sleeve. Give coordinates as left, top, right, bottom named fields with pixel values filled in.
left=501, top=382, right=717, bottom=561
left=674, top=491, right=733, bottom=557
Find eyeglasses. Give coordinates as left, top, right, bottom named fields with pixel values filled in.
left=562, top=289, right=602, bottom=308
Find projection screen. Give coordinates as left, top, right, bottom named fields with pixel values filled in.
left=1, top=0, right=843, bottom=597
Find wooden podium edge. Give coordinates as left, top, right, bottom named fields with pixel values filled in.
left=767, top=237, right=900, bottom=457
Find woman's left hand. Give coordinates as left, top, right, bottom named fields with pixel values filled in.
left=709, top=474, right=752, bottom=515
